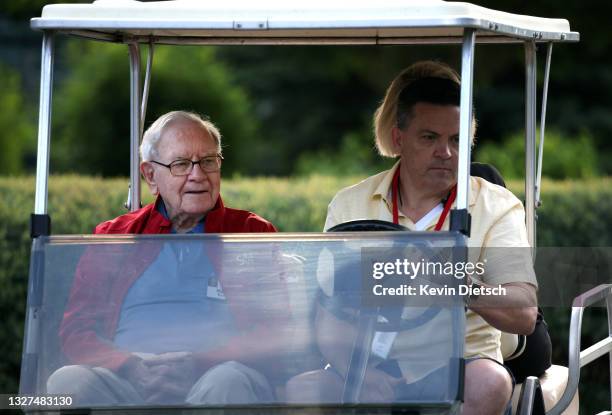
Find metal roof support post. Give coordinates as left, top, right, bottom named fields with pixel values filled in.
left=140, top=41, right=154, bottom=137
left=536, top=43, right=553, bottom=207
left=31, top=31, right=55, bottom=237
left=34, top=31, right=55, bottom=216
left=608, top=296, right=612, bottom=409
left=525, top=41, right=537, bottom=250
left=128, top=43, right=141, bottom=212
left=451, top=28, right=475, bottom=236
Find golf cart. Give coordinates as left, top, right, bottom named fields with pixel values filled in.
left=19, top=1, right=611, bottom=414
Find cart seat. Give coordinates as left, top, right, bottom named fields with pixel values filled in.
left=502, top=330, right=579, bottom=414
left=511, top=365, right=579, bottom=414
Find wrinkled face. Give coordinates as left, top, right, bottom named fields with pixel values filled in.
left=393, top=102, right=460, bottom=193
left=141, top=119, right=221, bottom=221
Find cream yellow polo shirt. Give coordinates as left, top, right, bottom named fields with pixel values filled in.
left=324, top=161, right=537, bottom=379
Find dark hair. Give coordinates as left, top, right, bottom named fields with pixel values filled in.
left=396, top=77, right=460, bottom=129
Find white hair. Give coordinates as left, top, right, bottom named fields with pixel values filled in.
left=140, top=111, right=222, bottom=161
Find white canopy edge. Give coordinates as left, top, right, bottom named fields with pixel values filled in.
left=31, top=0, right=579, bottom=44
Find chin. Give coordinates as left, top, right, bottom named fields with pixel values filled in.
left=189, top=206, right=214, bottom=217
left=182, top=201, right=213, bottom=217
left=427, top=178, right=455, bottom=193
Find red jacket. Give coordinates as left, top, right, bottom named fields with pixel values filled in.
left=94, top=196, right=277, bottom=234
left=59, top=196, right=279, bottom=372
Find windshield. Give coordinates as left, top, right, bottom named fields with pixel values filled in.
left=20, top=233, right=465, bottom=412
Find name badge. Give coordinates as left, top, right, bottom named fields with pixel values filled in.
left=207, top=277, right=226, bottom=301
left=371, top=331, right=398, bottom=359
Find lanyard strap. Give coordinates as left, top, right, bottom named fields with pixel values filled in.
left=391, top=166, right=457, bottom=231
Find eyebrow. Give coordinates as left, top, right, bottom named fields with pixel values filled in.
left=418, top=129, right=440, bottom=136
left=168, top=153, right=218, bottom=160
left=417, top=129, right=461, bottom=141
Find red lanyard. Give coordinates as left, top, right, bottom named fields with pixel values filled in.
left=391, top=166, right=456, bottom=231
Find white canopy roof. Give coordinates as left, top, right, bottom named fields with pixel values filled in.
left=32, top=0, right=579, bottom=44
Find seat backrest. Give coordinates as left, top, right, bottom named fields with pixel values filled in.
left=470, top=162, right=507, bottom=188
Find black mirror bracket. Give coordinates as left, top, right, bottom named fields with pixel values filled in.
left=30, top=213, right=51, bottom=238
left=450, top=209, right=471, bottom=237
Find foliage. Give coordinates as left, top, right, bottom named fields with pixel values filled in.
left=214, top=43, right=478, bottom=175
left=222, top=175, right=360, bottom=232
left=0, top=1, right=88, bottom=20
left=0, top=64, right=35, bottom=175
left=294, top=128, right=601, bottom=180
left=0, top=174, right=607, bottom=236
left=52, top=42, right=260, bottom=177
left=476, top=0, right=612, bottom=174
left=295, top=131, right=396, bottom=177
left=3, top=0, right=612, bottom=177
left=530, top=179, right=612, bottom=247
left=215, top=46, right=387, bottom=175
left=475, top=130, right=600, bottom=180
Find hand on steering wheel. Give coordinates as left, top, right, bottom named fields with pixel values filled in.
left=322, top=220, right=443, bottom=332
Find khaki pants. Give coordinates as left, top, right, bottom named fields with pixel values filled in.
left=47, top=360, right=274, bottom=406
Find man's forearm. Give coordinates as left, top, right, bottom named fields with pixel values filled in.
left=468, top=282, right=538, bottom=335
left=193, top=324, right=297, bottom=375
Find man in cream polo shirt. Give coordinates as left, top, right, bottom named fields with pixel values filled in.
left=307, top=62, right=538, bottom=415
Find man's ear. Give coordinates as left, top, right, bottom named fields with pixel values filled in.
left=140, top=162, right=159, bottom=196
left=391, top=127, right=403, bottom=154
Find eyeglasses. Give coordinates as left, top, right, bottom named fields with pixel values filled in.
left=150, top=154, right=223, bottom=176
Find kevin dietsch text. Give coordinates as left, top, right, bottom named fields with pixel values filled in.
left=372, top=284, right=507, bottom=297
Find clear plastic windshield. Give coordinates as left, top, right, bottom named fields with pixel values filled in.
left=20, top=233, right=466, bottom=413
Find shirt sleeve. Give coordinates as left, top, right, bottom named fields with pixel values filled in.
left=479, top=202, right=538, bottom=288
left=323, top=198, right=341, bottom=231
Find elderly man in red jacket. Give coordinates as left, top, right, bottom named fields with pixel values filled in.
left=47, top=111, right=281, bottom=406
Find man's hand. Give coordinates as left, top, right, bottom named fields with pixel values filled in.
left=119, top=352, right=200, bottom=404
left=359, top=367, right=404, bottom=402
left=140, top=352, right=200, bottom=404
left=118, top=356, right=153, bottom=399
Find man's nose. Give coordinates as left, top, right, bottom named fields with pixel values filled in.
left=188, top=162, right=208, bottom=180
left=434, top=139, right=453, bottom=159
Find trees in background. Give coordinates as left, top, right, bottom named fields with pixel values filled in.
left=0, top=64, right=35, bottom=175
left=476, top=130, right=600, bottom=180
left=1, top=0, right=611, bottom=177
left=52, top=42, right=260, bottom=177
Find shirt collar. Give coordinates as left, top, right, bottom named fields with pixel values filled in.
left=155, top=198, right=206, bottom=234
left=373, top=159, right=477, bottom=208
left=373, top=160, right=401, bottom=204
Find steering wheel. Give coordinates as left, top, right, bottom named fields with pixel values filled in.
left=321, top=219, right=443, bottom=331
left=328, top=219, right=407, bottom=232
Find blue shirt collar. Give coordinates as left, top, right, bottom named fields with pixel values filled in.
left=156, top=199, right=205, bottom=234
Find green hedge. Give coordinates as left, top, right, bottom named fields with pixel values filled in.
left=1, top=175, right=611, bottom=411
left=2, top=175, right=610, bottom=235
